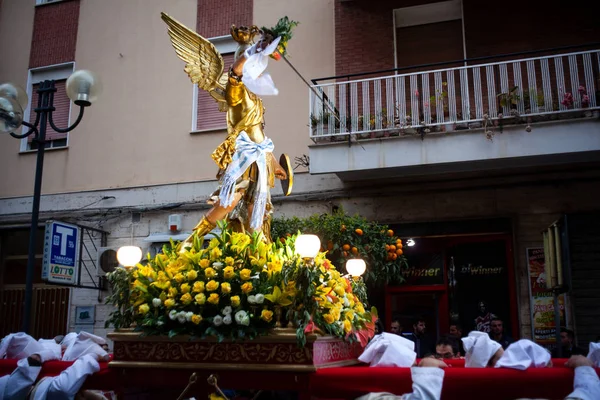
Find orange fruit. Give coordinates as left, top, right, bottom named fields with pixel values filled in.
left=327, top=241, right=334, bottom=251
left=396, top=248, right=403, bottom=256
left=387, top=229, right=394, bottom=237
left=385, top=244, right=390, bottom=251
left=351, top=247, right=358, bottom=255
left=343, top=251, right=349, bottom=257
left=342, top=244, right=351, bottom=251
left=392, top=253, right=398, bottom=260
left=355, top=228, right=363, bottom=236
left=397, top=243, right=403, bottom=249
left=396, top=238, right=402, bottom=244
left=389, top=244, right=396, bottom=251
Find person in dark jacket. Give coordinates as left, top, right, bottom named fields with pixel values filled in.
left=552, top=327, right=585, bottom=358
left=407, top=318, right=434, bottom=358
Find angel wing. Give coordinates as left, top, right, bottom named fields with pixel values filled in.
left=161, top=12, right=228, bottom=110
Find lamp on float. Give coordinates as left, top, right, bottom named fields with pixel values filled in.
left=346, top=258, right=366, bottom=277
left=117, top=246, right=142, bottom=269
left=295, top=234, right=321, bottom=264
left=406, top=238, right=416, bottom=247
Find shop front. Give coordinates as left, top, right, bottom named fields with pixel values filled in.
left=385, top=219, right=519, bottom=342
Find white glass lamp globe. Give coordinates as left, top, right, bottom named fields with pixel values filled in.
left=295, top=234, right=321, bottom=259
left=346, top=259, right=366, bottom=277
left=0, top=95, right=24, bottom=134
left=117, top=246, right=142, bottom=267
left=0, top=83, right=28, bottom=109
left=66, top=70, right=102, bottom=106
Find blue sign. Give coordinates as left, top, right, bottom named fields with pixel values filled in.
left=43, top=221, right=80, bottom=284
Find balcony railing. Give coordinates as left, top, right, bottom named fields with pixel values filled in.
left=309, top=50, right=600, bottom=142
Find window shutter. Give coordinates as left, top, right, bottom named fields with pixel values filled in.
left=196, top=53, right=234, bottom=131
left=28, top=79, right=70, bottom=142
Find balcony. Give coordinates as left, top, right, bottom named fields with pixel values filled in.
left=308, top=49, right=600, bottom=180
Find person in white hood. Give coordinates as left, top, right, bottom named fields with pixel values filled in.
left=461, top=331, right=504, bottom=368
left=356, top=332, right=446, bottom=400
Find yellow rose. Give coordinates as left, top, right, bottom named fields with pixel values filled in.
left=223, top=266, right=235, bottom=280
left=195, top=293, right=206, bottom=305
left=164, top=298, right=175, bottom=308
left=180, top=293, right=193, bottom=305
left=208, top=293, right=220, bottom=305
left=138, top=304, right=150, bottom=314
left=221, top=282, right=231, bottom=294
left=205, top=267, right=217, bottom=279
left=206, top=280, right=219, bottom=292
left=192, top=281, right=205, bottom=293
left=180, top=283, right=191, bottom=294
left=240, top=268, right=252, bottom=281
left=323, top=314, right=335, bottom=324
left=168, top=287, right=178, bottom=298
left=191, top=314, right=202, bottom=325
left=225, top=257, right=234, bottom=266
left=230, top=295, right=240, bottom=307
left=241, top=282, right=253, bottom=294
left=261, top=309, right=274, bottom=322
left=174, top=273, right=185, bottom=283
left=345, top=310, right=355, bottom=321
left=200, top=259, right=210, bottom=269
left=343, top=319, right=352, bottom=333
left=187, top=270, right=198, bottom=281
left=334, top=285, right=345, bottom=297
left=210, top=247, right=222, bottom=260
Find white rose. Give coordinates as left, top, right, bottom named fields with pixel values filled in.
left=240, top=315, right=250, bottom=326
left=343, top=297, right=350, bottom=307
left=235, top=310, right=247, bottom=324
left=152, top=298, right=162, bottom=307
left=223, top=314, right=232, bottom=325
left=185, top=311, right=194, bottom=322
left=157, top=320, right=164, bottom=326
left=247, top=295, right=256, bottom=304
left=169, top=310, right=178, bottom=320
left=212, top=262, right=223, bottom=270
left=222, top=306, right=232, bottom=315
left=177, top=314, right=186, bottom=324
left=213, top=315, right=223, bottom=326
left=255, top=294, right=265, bottom=304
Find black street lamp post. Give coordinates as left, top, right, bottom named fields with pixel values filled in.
left=0, top=71, right=100, bottom=334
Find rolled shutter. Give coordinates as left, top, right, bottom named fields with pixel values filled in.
left=28, top=79, right=70, bottom=142
left=196, top=53, right=234, bottom=131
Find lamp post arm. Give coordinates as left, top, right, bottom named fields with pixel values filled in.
left=9, top=121, right=39, bottom=139
left=48, top=104, right=86, bottom=133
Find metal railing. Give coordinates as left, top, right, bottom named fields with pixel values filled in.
left=309, top=49, right=600, bottom=141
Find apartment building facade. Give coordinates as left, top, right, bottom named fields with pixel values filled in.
left=0, top=0, right=599, bottom=349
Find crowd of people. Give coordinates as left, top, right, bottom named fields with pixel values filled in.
left=368, top=316, right=600, bottom=400
left=0, top=331, right=113, bottom=399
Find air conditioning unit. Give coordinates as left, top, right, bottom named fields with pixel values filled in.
left=96, top=247, right=118, bottom=276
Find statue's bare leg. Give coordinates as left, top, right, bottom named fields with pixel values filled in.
left=179, top=191, right=245, bottom=252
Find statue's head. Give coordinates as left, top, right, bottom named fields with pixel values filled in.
left=231, top=25, right=260, bottom=61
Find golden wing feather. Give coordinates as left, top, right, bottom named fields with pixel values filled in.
left=161, top=12, right=225, bottom=94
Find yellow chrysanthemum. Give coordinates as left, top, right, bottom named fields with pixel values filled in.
left=241, top=282, right=253, bottom=294
left=261, top=309, right=274, bottom=322
left=199, top=259, right=210, bottom=269
left=195, top=293, right=206, bottom=305
left=168, top=287, right=178, bottom=298
left=240, top=268, right=252, bottom=281
left=164, top=298, right=175, bottom=308
left=343, top=319, right=352, bottom=333
left=334, top=285, right=345, bottom=297
left=225, top=257, right=234, bottom=266
left=180, top=283, right=191, bottom=294
left=210, top=247, right=222, bottom=261
left=192, top=281, right=205, bottom=293
left=187, top=270, right=198, bottom=281
left=206, top=280, right=219, bottom=292
left=205, top=267, right=217, bottom=279
left=221, top=282, right=231, bottom=294
left=180, top=293, right=193, bottom=305
left=138, top=304, right=150, bottom=314
left=223, top=266, right=235, bottom=279
left=323, top=314, right=335, bottom=324
left=191, top=314, right=202, bottom=325
left=174, top=273, right=185, bottom=283
left=230, top=295, right=240, bottom=307
left=208, top=293, right=220, bottom=305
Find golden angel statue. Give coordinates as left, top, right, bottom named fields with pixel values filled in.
left=160, top=13, right=298, bottom=248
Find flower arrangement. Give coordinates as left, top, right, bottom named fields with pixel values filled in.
left=262, top=16, right=299, bottom=60
left=271, top=209, right=409, bottom=287
left=105, top=222, right=374, bottom=347
left=561, top=86, right=590, bottom=108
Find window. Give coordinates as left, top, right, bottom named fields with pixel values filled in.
left=35, top=0, right=64, bottom=5
left=191, top=36, right=237, bottom=133
left=21, top=63, right=74, bottom=152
